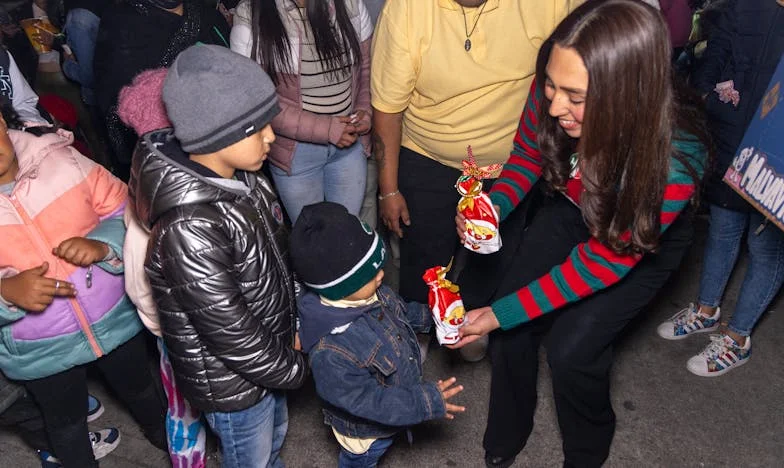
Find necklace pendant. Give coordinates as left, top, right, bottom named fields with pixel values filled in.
left=465, top=38, right=472, bottom=51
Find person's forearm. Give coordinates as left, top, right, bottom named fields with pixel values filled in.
left=372, top=108, right=404, bottom=194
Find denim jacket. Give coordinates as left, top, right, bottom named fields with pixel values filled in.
left=298, top=285, right=445, bottom=438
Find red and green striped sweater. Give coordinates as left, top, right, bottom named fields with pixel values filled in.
left=488, top=81, right=706, bottom=330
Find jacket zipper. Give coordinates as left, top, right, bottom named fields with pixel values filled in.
left=8, top=195, right=104, bottom=358
left=253, top=193, right=298, bottom=345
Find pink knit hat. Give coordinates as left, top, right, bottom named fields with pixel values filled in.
left=117, top=68, right=172, bottom=135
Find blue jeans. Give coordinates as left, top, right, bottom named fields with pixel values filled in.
left=204, top=392, right=288, bottom=468
left=270, top=141, right=366, bottom=223
left=62, top=9, right=99, bottom=105
left=337, top=436, right=394, bottom=468
left=698, top=204, right=784, bottom=336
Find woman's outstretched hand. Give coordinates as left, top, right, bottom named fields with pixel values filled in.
left=446, top=306, right=500, bottom=349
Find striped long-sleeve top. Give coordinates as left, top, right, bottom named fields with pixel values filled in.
left=487, top=81, right=706, bottom=330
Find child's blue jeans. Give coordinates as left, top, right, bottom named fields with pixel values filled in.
left=204, top=391, right=287, bottom=468
left=338, top=436, right=394, bottom=468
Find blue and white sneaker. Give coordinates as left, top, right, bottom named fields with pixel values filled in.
left=687, top=334, right=751, bottom=377
left=37, top=429, right=121, bottom=467
left=656, top=303, right=720, bottom=340
left=90, top=428, right=121, bottom=459
left=87, top=394, right=104, bottom=423
left=37, top=450, right=61, bottom=468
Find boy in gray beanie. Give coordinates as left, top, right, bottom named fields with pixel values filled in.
left=128, top=44, right=308, bottom=468
left=290, top=202, right=465, bottom=467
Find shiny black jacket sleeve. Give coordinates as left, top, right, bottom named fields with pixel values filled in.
left=153, top=216, right=308, bottom=391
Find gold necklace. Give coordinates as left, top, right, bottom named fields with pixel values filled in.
left=461, top=2, right=488, bottom=52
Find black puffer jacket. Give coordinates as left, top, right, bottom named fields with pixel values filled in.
left=693, top=0, right=784, bottom=211
left=130, top=130, right=308, bottom=413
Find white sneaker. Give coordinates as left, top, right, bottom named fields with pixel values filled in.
left=37, top=428, right=121, bottom=466
left=687, top=334, right=751, bottom=377
left=656, top=303, right=720, bottom=340
left=90, top=428, right=121, bottom=460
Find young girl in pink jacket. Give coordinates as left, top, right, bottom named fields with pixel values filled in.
left=0, top=103, right=165, bottom=467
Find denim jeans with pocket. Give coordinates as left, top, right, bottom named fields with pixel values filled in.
left=62, top=8, right=99, bottom=106
left=697, top=204, right=784, bottom=336
left=204, top=392, right=288, bottom=468
left=270, top=141, right=366, bottom=223
left=337, top=436, right=394, bottom=468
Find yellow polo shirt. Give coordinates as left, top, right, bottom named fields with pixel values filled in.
left=371, top=0, right=581, bottom=170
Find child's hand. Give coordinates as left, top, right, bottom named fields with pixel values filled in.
left=436, top=377, right=465, bottom=419
left=53, top=238, right=110, bottom=267
left=0, top=262, right=76, bottom=312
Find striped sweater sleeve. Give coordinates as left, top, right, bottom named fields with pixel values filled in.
left=488, top=79, right=544, bottom=221
left=491, top=141, right=706, bottom=330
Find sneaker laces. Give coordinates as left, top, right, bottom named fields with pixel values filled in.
left=701, top=334, right=732, bottom=359
left=89, top=431, right=100, bottom=445
left=670, top=303, right=699, bottom=326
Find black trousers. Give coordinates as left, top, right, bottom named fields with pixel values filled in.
left=397, top=146, right=465, bottom=303
left=481, top=195, right=693, bottom=467
left=25, top=332, right=165, bottom=468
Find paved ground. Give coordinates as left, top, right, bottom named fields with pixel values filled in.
left=1, top=218, right=782, bottom=467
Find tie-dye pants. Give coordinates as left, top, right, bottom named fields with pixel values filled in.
left=157, top=338, right=207, bottom=468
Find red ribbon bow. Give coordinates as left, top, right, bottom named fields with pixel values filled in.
left=461, top=146, right=502, bottom=180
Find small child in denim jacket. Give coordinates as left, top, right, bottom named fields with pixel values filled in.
left=290, top=202, right=465, bottom=467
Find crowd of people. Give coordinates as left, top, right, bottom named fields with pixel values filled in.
left=0, top=0, right=781, bottom=467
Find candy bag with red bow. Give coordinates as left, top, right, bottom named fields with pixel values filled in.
left=457, top=146, right=502, bottom=254
left=423, top=263, right=466, bottom=345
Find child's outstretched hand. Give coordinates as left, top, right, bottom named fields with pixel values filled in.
left=0, top=262, right=76, bottom=312
left=437, top=377, right=465, bottom=419
left=53, top=237, right=109, bottom=267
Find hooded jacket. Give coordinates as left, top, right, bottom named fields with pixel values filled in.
left=131, top=129, right=308, bottom=412
left=299, top=285, right=445, bottom=438
left=0, top=129, right=141, bottom=381
left=694, top=0, right=784, bottom=211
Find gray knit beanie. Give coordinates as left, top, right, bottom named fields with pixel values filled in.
left=162, top=44, right=281, bottom=154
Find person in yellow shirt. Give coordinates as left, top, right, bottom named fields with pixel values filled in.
left=371, top=0, right=580, bottom=359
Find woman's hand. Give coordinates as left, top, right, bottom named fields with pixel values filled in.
left=380, top=192, right=410, bottom=238
left=0, top=262, right=76, bottom=312
left=53, top=238, right=110, bottom=267
left=446, top=306, right=500, bottom=349
left=351, top=110, right=371, bottom=135
left=335, top=116, right=359, bottom=148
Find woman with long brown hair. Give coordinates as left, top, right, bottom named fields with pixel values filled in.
left=452, top=1, right=709, bottom=466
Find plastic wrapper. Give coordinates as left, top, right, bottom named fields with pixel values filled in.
left=423, top=264, right=466, bottom=345
left=456, top=146, right=502, bottom=254
left=457, top=175, right=502, bottom=254
left=20, top=18, right=59, bottom=54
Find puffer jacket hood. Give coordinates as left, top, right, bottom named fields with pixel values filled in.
left=130, top=129, right=244, bottom=230
left=130, top=129, right=308, bottom=412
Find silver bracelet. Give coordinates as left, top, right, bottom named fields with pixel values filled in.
left=378, top=190, right=400, bottom=201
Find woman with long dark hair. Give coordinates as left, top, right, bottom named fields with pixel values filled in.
left=231, top=0, right=373, bottom=223
left=452, top=1, right=709, bottom=466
